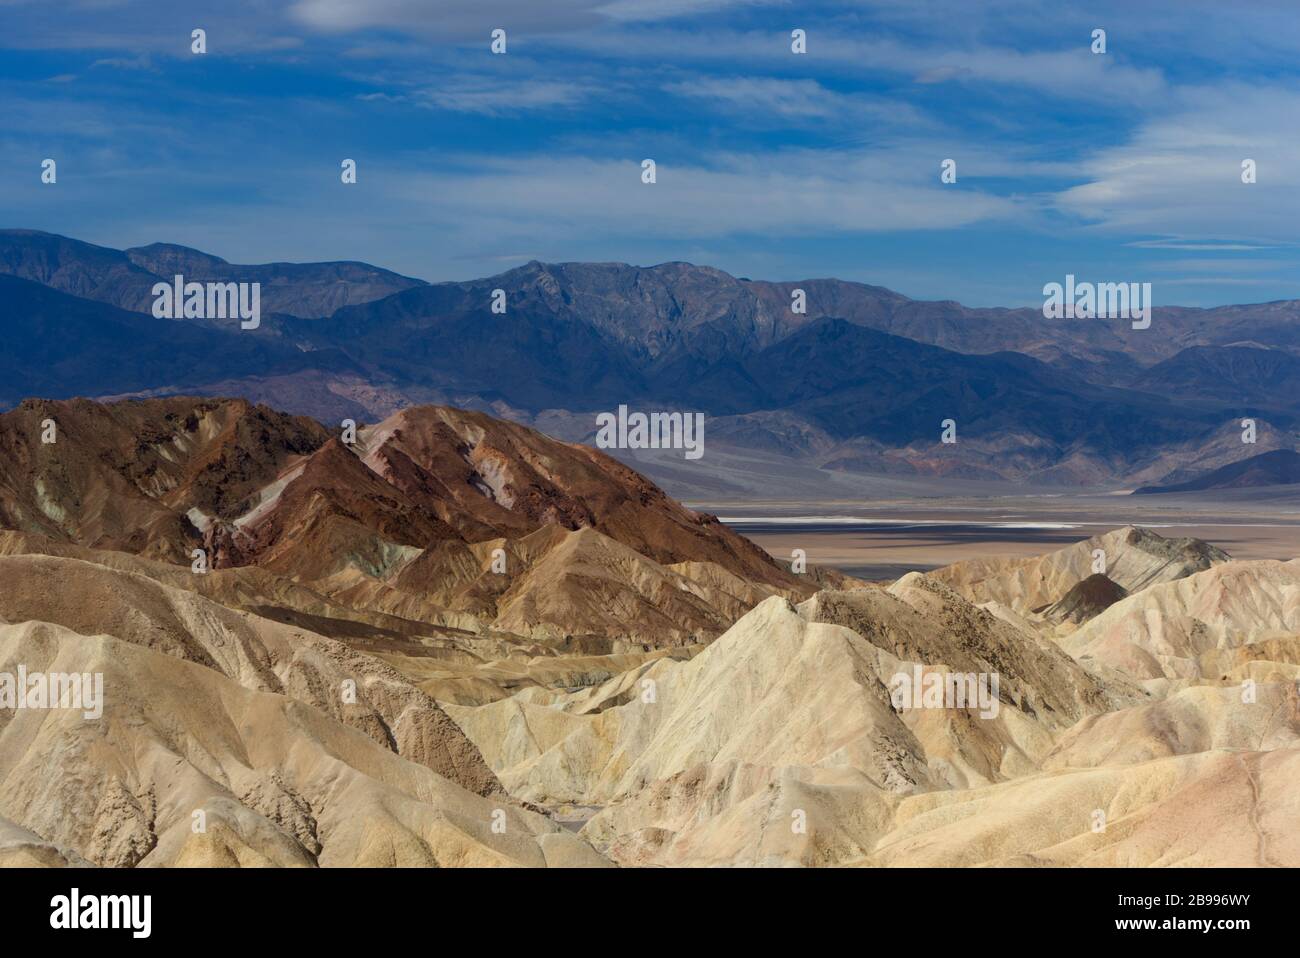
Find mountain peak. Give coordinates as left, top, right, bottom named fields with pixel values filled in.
left=126, top=242, right=230, bottom=273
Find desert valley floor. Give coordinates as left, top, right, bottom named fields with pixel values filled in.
left=709, top=497, right=1300, bottom=581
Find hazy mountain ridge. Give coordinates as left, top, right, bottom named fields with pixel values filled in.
left=1134, top=448, right=1300, bottom=494
left=0, top=275, right=367, bottom=408
left=2, top=229, right=1298, bottom=486
left=0, top=230, right=424, bottom=320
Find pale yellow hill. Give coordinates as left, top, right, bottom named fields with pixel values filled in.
left=929, top=526, right=1228, bottom=617
left=863, top=747, right=1299, bottom=867
left=449, top=597, right=935, bottom=809
left=0, top=553, right=501, bottom=796
left=449, top=589, right=1133, bottom=864
left=0, top=814, right=90, bottom=868
left=335, top=525, right=779, bottom=651
left=1062, top=559, right=1300, bottom=681
left=1044, top=683, right=1300, bottom=770
left=0, top=620, right=607, bottom=867
left=448, top=576, right=1298, bottom=867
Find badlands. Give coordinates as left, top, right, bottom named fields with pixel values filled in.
left=0, top=397, right=1295, bottom=867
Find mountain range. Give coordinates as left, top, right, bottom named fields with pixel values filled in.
left=2, top=229, right=1298, bottom=490
left=1134, top=448, right=1300, bottom=494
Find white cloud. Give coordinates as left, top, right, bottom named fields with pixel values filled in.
left=290, top=0, right=539, bottom=32
left=1146, top=258, right=1289, bottom=273
left=595, top=0, right=781, bottom=23
left=665, top=76, right=842, bottom=118
left=551, top=30, right=1169, bottom=105
left=1159, top=277, right=1285, bottom=286
left=661, top=76, right=929, bottom=127
left=381, top=148, right=1018, bottom=241
left=90, top=54, right=155, bottom=71
left=1053, top=84, right=1300, bottom=242
left=288, top=0, right=767, bottom=34
left=1126, top=240, right=1282, bottom=251
left=418, top=79, right=593, bottom=115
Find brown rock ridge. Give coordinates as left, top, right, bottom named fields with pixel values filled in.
left=351, top=406, right=795, bottom=590
left=0, top=397, right=796, bottom=591
left=0, top=397, right=805, bottom=647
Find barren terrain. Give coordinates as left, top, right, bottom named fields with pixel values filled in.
left=0, top=398, right=1293, bottom=867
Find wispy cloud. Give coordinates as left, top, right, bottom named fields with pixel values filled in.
left=551, top=30, right=1169, bottom=105
left=90, top=54, right=156, bottom=71
left=289, top=0, right=599, bottom=36
left=379, top=147, right=1019, bottom=240
left=1127, top=240, right=1284, bottom=251
left=418, top=79, right=595, bottom=115
left=662, top=76, right=930, bottom=128
left=1054, top=84, right=1300, bottom=242
left=595, top=0, right=782, bottom=23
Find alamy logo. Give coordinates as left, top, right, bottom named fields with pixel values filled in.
left=0, top=667, right=102, bottom=720
left=152, top=274, right=261, bottom=329
left=50, top=889, right=151, bottom=938
left=889, top=666, right=1000, bottom=719
left=595, top=405, right=704, bottom=460
left=1042, top=274, right=1151, bottom=329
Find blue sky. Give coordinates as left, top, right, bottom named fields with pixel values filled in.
left=3, top=0, right=1299, bottom=306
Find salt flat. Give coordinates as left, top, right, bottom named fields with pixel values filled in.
left=703, top=494, right=1300, bottom=580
